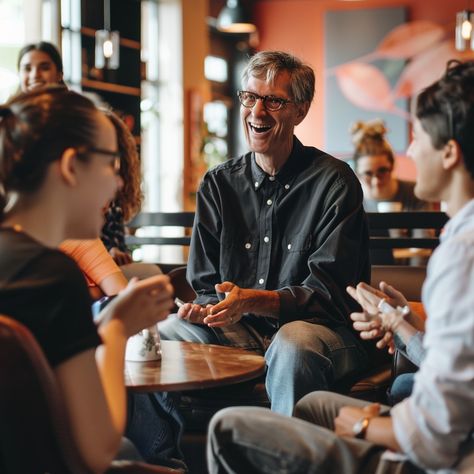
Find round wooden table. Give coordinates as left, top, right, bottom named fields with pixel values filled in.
left=125, top=340, right=266, bottom=392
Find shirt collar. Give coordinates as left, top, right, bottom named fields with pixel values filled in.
left=250, top=136, right=306, bottom=191
left=441, top=199, right=474, bottom=242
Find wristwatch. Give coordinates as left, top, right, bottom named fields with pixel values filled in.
left=352, top=416, right=370, bottom=439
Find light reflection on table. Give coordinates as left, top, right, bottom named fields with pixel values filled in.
left=125, top=340, right=265, bottom=392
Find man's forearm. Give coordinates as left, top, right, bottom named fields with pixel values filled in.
left=241, top=288, right=280, bottom=318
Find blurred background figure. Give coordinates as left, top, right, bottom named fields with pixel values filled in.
left=351, top=119, right=435, bottom=265
left=17, top=41, right=161, bottom=278
left=17, top=41, right=66, bottom=92
left=101, top=109, right=142, bottom=265
left=351, top=119, right=432, bottom=213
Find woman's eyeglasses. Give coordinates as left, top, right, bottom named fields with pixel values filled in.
left=358, top=167, right=392, bottom=181
left=76, top=146, right=121, bottom=174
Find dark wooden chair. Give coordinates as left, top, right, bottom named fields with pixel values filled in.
left=0, top=315, right=183, bottom=474
left=367, top=211, right=448, bottom=249
left=125, top=212, right=195, bottom=273
left=126, top=212, right=195, bottom=248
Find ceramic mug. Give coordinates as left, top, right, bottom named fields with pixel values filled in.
left=125, top=325, right=162, bottom=361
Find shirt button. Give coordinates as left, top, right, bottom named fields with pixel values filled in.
left=245, top=242, right=252, bottom=249
left=264, top=236, right=269, bottom=243
left=269, top=176, right=275, bottom=181
left=258, top=278, right=264, bottom=284
left=255, top=181, right=259, bottom=188
left=287, top=243, right=292, bottom=250
left=284, top=184, right=290, bottom=190
left=267, top=199, right=272, bottom=206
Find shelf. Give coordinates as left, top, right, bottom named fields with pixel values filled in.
left=81, top=27, right=141, bottom=50
left=81, top=78, right=141, bottom=97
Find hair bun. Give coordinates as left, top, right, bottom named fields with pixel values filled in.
left=350, top=118, right=387, bottom=146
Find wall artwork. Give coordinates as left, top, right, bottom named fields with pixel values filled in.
left=324, top=7, right=467, bottom=158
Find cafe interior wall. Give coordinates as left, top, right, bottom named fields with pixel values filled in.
left=253, top=0, right=469, bottom=180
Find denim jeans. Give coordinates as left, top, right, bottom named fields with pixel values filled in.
left=388, top=373, right=416, bottom=405
left=125, top=391, right=186, bottom=468
left=159, top=315, right=367, bottom=416
left=264, top=321, right=367, bottom=415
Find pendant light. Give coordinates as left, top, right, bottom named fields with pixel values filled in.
left=455, top=1, right=474, bottom=51
left=95, top=0, right=120, bottom=69
left=216, top=0, right=257, bottom=34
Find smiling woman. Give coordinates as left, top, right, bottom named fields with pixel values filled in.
left=0, top=87, right=174, bottom=471
left=17, top=41, right=65, bottom=92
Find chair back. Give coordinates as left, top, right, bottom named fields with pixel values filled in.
left=367, top=211, right=448, bottom=249
left=126, top=212, right=195, bottom=247
left=0, top=315, right=91, bottom=474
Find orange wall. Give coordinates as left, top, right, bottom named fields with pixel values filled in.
left=253, top=0, right=466, bottom=178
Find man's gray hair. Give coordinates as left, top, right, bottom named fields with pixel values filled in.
left=241, top=51, right=315, bottom=103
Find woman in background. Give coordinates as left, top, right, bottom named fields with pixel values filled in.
left=352, top=119, right=434, bottom=265
left=101, top=109, right=142, bottom=265
left=351, top=119, right=431, bottom=212
left=17, top=41, right=65, bottom=91
left=17, top=41, right=145, bottom=268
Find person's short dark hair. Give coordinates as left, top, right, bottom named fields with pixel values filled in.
left=416, top=60, right=474, bottom=179
left=0, top=86, right=100, bottom=217
left=241, top=50, right=315, bottom=104
left=17, top=41, right=64, bottom=75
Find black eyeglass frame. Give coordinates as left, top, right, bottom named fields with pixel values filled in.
left=75, top=146, right=121, bottom=174
left=357, top=166, right=393, bottom=181
left=237, top=90, right=296, bottom=111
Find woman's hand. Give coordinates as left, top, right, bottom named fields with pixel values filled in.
left=100, top=275, right=174, bottom=337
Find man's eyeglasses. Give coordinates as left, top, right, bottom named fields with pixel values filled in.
left=358, top=167, right=392, bottom=180
left=237, top=90, right=295, bottom=112
left=76, top=146, right=121, bottom=175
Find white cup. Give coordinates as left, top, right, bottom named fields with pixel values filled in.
left=125, top=325, right=162, bottom=361
left=377, top=201, right=402, bottom=213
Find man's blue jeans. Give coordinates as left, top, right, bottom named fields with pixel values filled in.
left=159, top=315, right=367, bottom=416
left=388, top=373, right=415, bottom=405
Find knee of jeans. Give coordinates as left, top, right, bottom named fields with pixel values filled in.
left=266, top=322, right=325, bottom=361
left=157, top=314, right=179, bottom=340
left=271, top=321, right=318, bottom=348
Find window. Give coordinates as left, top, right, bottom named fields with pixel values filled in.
left=204, top=55, right=228, bottom=83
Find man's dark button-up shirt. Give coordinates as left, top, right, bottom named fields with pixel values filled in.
left=188, top=137, right=370, bottom=333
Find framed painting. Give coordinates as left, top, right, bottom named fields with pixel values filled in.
left=324, top=7, right=408, bottom=158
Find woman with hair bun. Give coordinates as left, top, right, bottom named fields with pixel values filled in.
left=351, top=119, right=434, bottom=265
left=0, top=87, right=174, bottom=472
left=351, top=119, right=430, bottom=212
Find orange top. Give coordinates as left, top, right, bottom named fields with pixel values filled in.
left=59, top=239, right=122, bottom=287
